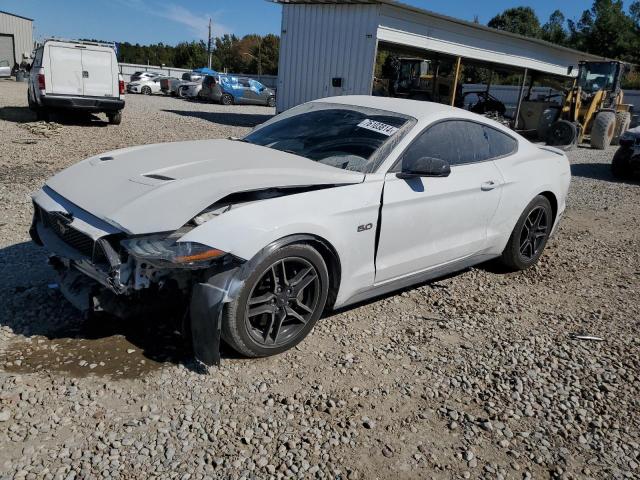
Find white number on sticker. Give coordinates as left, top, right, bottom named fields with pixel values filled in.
left=357, top=119, right=399, bottom=136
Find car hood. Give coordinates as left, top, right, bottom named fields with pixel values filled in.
left=44, top=139, right=364, bottom=235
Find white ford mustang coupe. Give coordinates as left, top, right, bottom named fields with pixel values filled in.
left=30, top=96, right=570, bottom=364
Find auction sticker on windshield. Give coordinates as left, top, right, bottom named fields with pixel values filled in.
left=357, top=119, right=399, bottom=136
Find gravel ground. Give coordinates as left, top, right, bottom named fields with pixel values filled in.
left=0, top=79, right=639, bottom=480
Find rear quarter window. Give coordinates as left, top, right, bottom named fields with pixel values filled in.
left=484, top=126, right=518, bottom=158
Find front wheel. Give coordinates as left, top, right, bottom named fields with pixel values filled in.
left=611, top=147, right=633, bottom=179
left=500, top=195, right=553, bottom=271
left=267, top=96, right=276, bottom=107
left=221, top=93, right=233, bottom=105
left=141, top=86, right=152, bottom=95
left=107, top=110, right=122, bottom=125
left=222, top=244, right=329, bottom=357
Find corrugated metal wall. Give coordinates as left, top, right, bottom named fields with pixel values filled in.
left=277, top=4, right=379, bottom=112
left=377, top=5, right=603, bottom=78
left=0, top=12, right=33, bottom=64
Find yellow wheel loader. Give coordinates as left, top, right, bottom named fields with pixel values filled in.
left=546, top=61, right=632, bottom=150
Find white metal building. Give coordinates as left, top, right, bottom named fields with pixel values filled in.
left=0, top=10, right=33, bottom=67
left=274, top=0, right=605, bottom=112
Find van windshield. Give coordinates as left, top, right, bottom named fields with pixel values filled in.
left=243, top=102, right=415, bottom=173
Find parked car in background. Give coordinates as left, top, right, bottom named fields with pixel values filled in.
left=0, top=60, right=11, bottom=77
left=162, top=72, right=204, bottom=96
left=200, top=74, right=276, bottom=106
left=28, top=39, right=125, bottom=124
left=127, top=76, right=163, bottom=95
left=130, top=71, right=161, bottom=83
left=29, top=96, right=569, bottom=363
left=177, top=77, right=204, bottom=98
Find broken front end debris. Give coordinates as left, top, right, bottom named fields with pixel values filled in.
left=29, top=189, right=248, bottom=367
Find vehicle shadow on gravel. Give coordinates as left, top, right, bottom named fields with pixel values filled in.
left=571, top=162, right=640, bottom=185
left=0, top=106, right=108, bottom=126
left=0, top=241, right=223, bottom=378
left=163, top=109, right=273, bottom=128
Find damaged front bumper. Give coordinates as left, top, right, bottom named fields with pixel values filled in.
left=29, top=189, right=245, bottom=367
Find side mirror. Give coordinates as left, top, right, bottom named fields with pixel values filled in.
left=396, top=157, right=451, bottom=179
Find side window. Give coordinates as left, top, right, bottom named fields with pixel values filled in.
left=33, top=48, right=44, bottom=68
left=399, top=120, right=491, bottom=169
left=483, top=126, right=517, bottom=158
left=239, top=78, right=251, bottom=88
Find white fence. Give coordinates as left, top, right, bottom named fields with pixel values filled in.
left=118, top=62, right=278, bottom=89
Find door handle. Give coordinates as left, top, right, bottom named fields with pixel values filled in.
left=481, top=181, right=497, bottom=191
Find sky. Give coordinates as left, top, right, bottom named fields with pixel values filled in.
left=1, top=0, right=598, bottom=46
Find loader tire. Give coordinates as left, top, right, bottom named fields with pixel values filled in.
left=591, top=111, right=616, bottom=150
left=546, top=120, right=577, bottom=151
left=611, top=111, right=631, bottom=146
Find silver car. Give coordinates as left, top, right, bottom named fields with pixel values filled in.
left=0, top=60, right=11, bottom=78
left=201, top=75, right=276, bottom=106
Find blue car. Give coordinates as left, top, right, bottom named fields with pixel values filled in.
left=201, top=75, right=276, bottom=107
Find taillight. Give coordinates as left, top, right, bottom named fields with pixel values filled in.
left=119, top=79, right=125, bottom=95
left=37, top=73, right=45, bottom=90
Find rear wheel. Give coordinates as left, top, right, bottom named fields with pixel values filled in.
left=590, top=111, right=616, bottom=149
left=611, top=111, right=631, bottom=146
left=222, top=244, right=329, bottom=357
left=611, top=147, right=633, bottom=179
left=500, top=195, right=553, bottom=271
left=35, top=107, right=49, bottom=122
left=141, top=86, right=152, bottom=95
left=546, top=120, right=577, bottom=150
left=221, top=94, right=233, bottom=105
left=107, top=110, right=122, bottom=125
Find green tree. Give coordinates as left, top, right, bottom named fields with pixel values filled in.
left=541, top=10, right=568, bottom=45
left=568, top=0, right=636, bottom=60
left=487, top=7, right=542, bottom=38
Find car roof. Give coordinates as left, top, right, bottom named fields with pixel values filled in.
left=314, top=95, right=525, bottom=138
left=315, top=95, right=467, bottom=120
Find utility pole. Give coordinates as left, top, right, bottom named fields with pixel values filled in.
left=207, top=18, right=212, bottom=69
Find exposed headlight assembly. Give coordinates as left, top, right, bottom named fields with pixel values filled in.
left=121, top=235, right=226, bottom=269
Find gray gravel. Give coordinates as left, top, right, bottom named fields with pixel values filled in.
left=1, top=79, right=639, bottom=479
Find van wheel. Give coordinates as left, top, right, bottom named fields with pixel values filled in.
left=221, top=94, right=233, bottom=105
left=107, top=111, right=122, bottom=125
left=36, top=108, right=50, bottom=122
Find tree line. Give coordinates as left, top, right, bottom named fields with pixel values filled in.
left=117, top=33, right=279, bottom=75
left=487, top=0, right=640, bottom=87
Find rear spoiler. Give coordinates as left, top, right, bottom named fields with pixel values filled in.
left=538, top=145, right=566, bottom=156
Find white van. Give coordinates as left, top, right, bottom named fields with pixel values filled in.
left=28, top=39, right=125, bottom=124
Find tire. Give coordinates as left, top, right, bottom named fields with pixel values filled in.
left=590, top=111, right=616, bottom=149
left=611, top=147, right=633, bottom=179
left=35, top=108, right=49, bottom=122
left=611, top=111, right=631, bottom=146
left=221, top=94, right=233, bottom=106
left=177, top=87, right=186, bottom=98
left=267, top=96, right=276, bottom=107
left=500, top=195, right=553, bottom=271
left=141, top=86, right=152, bottom=96
left=222, top=244, right=329, bottom=357
left=107, top=110, right=122, bottom=125
left=546, top=120, right=577, bottom=150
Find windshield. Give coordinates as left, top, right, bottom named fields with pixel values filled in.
left=577, top=62, right=618, bottom=93
left=243, top=102, right=414, bottom=173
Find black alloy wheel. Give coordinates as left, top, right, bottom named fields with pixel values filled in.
left=220, top=244, right=329, bottom=357
left=499, top=195, right=553, bottom=271
left=245, top=257, right=320, bottom=347
left=518, top=206, right=549, bottom=261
